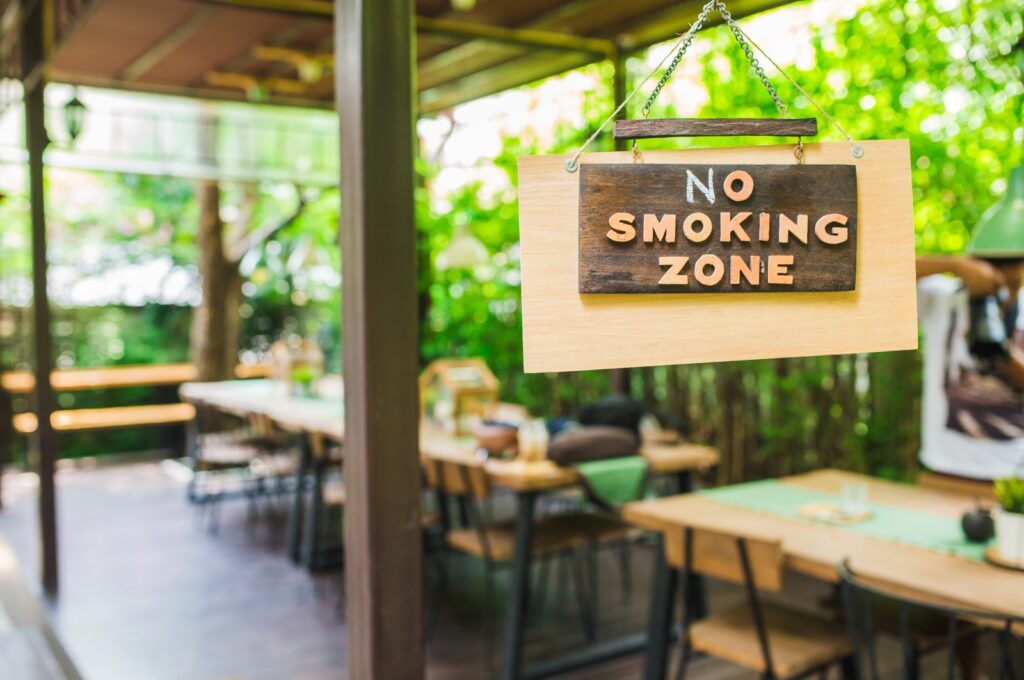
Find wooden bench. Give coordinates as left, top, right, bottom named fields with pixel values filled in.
left=13, top=403, right=197, bottom=434
left=4, top=363, right=268, bottom=436
left=2, top=363, right=268, bottom=394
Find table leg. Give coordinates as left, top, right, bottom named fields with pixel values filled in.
left=435, top=488, right=451, bottom=533
left=643, top=536, right=679, bottom=680
left=500, top=491, right=537, bottom=680
left=302, top=455, right=325, bottom=568
left=676, top=469, right=694, bottom=494
left=286, top=435, right=312, bottom=563
left=675, top=470, right=707, bottom=620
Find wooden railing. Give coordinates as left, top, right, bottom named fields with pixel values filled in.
left=5, top=363, right=270, bottom=434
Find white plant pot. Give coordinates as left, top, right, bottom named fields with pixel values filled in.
left=995, top=508, right=1024, bottom=563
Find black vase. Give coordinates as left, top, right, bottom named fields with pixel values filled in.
left=961, top=507, right=995, bottom=543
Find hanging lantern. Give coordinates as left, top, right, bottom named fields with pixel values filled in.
left=967, top=166, right=1024, bottom=258
left=436, top=224, right=487, bottom=270
left=63, top=88, right=86, bottom=144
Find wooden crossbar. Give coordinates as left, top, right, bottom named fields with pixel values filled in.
left=1, top=363, right=270, bottom=394
left=13, top=403, right=196, bottom=434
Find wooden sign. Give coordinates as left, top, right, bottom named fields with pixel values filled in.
left=517, top=141, right=918, bottom=373
left=579, top=163, right=857, bottom=293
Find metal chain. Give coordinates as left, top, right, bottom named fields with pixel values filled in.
left=639, top=0, right=788, bottom=119
left=717, top=2, right=788, bottom=114
left=639, top=0, right=717, bottom=119
left=572, top=0, right=863, bottom=171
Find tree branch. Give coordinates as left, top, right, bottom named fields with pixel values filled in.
left=224, top=188, right=311, bottom=264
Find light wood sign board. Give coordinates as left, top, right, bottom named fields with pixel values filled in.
left=518, top=141, right=917, bottom=373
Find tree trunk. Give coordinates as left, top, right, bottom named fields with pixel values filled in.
left=191, top=181, right=242, bottom=382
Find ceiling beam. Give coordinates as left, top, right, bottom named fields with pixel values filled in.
left=419, top=48, right=597, bottom=115
left=119, top=7, right=215, bottom=81
left=47, top=69, right=332, bottom=109
left=205, top=69, right=310, bottom=95
left=195, top=0, right=332, bottom=17
left=415, top=16, right=615, bottom=57
left=416, top=0, right=613, bottom=91
left=252, top=44, right=331, bottom=65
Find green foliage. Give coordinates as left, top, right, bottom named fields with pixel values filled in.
left=995, top=478, right=1024, bottom=514
left=414, top=0, right=1021, bottom=480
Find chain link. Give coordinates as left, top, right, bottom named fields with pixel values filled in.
left=639, top=0, right=788, bottom=119
left=717, top=2, right=788, bottom=114
left=640, top=0, right=716, bottom=119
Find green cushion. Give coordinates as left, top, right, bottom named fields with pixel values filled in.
left=575, top=456, right=649, bottom=507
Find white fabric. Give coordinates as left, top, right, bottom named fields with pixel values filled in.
left=918, top=275, right=1024, bottom=479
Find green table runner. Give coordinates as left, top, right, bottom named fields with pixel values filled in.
left=700, top=479, right=990, bottom=562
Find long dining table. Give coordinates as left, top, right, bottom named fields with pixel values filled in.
left=180, top=378, right=720, bottom=679
left=623, top=469, right=1024, bottom=680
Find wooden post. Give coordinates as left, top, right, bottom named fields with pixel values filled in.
left=336, top=0, right=424, bottom=678
left=22, top=0, right=59, bottom=595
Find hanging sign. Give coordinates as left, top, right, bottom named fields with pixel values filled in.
left=579, top=163, right=857, bottom=293
left=517, top=141, right=918, bottom=373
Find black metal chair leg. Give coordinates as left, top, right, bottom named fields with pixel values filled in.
left=556, top=549, right=570, bottom=607
left=643, top=539, right=679, bottom=680
left=840, top=655, right=860, bottom=680
left=619, top=538, right=633, bottom=600
left=532, top=554, right=552, bottom=621
left=571, top=549, right=596, bottom=642
left=586, top=540, right=599, bottom=637
left=483, top=560, right=496, bottom=678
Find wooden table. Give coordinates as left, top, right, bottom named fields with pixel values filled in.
left=180, top=379, right=719, bottom=679
left=624, top=469, right=1024, bottom=679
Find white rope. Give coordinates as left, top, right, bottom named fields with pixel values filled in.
left=731, top=22, right=864, bottom=158
left=564, top=24, right=704, bottom=173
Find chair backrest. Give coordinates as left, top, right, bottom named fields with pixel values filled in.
left=665, top=525, right=784, bottom=593
left=839, top=560, right=1021, bottom=680
left=422, top=457, right=491, bottom=500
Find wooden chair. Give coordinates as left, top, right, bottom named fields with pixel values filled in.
left=669, top=526, right=854, bottom=680
left=187, top=408, right=299, bottom=530
left=299, top=432, right=345, bottom=569
left=423, top=456, right=632, bottom=672
left=839, top=560, right=1020, bottom=680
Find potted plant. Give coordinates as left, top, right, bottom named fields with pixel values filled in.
left=994, top=477, right=1024, bottom=562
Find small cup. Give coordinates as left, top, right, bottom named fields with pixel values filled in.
left=840, top=481, right=868, bottom=516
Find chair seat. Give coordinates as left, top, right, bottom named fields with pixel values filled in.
left=446, top=511, right=633, bottom=561
left=690, top=602, right=852, bottom=677
left=196, top=433, right=261, bottom=468
left=249, top=452, right=300, bottom=478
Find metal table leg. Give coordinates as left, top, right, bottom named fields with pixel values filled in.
left=500, top=491, right=537, bottom=680
left=301, top=454, right=326, bottom=568
left=643, top=535, right=679, bottom=680
left=675, top=469, right=707, bottom=620
left=286, top=434, right=312, bottom=563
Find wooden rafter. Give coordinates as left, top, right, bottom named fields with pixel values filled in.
left=119, top=7, right=215, bottom=81
left=205, top=69, right=310, bottom=95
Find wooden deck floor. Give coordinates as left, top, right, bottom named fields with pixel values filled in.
left=0, top=462, right=1016, bottom=679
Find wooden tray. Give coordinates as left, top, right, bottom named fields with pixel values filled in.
left=984, top=546, right=1024, bottom=572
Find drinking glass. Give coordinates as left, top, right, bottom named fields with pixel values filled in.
left=840, top=481, right=868, bottom=516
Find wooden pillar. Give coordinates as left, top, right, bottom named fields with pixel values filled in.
left=610, top=50, right=632, bottom=397
left=336, top=0, right=423, bottom=678
left=21, top=0, right=59, bottom=595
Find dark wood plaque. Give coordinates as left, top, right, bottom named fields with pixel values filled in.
left=578, top=163, right=858, bottom=294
